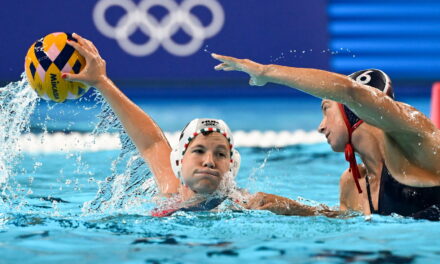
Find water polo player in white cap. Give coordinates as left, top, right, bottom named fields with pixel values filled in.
left=212, top=53, right=440, bottom=221
left=63, top=34, right=334, bottom=217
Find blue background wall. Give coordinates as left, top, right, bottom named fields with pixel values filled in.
left=0, top=0, right=328, bottom=94
left=1, top=0, right=439, bottom=96
left=329, top=0, right=440, bottom=82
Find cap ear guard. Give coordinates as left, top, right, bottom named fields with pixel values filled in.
left=230, top=149, right=241, bottom=176
left=170, top=146, right=182, bottom=183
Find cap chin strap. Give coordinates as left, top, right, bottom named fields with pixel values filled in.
left=338, top=104, right=364, bottom=194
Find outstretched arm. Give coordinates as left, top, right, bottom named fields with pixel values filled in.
left=212, top=54, right=435, bottom=134
left=64, top=33, right=180, bottom=195
left=212, top=54, right=435, bottom=133
left=212, top=54, right=440, bottom=170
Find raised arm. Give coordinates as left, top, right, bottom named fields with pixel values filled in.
left=64, top=33, right=180, bottom=195
left=212, top=54, right=440, bottom=162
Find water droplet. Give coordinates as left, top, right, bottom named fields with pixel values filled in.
left=33, top=161, right=42, bottom=169
left=418, top=142, right=421, bottom=146
left=352, top=55, right=356, bottom=58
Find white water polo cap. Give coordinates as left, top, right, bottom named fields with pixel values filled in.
left=170, top=118, right=241, bottom=183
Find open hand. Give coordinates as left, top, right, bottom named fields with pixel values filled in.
left=211, top=53, right=268, bottom=86
left=62, top=33, right=108, bottom=88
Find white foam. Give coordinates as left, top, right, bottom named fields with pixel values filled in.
left=19, top=130, right=326, bottom=153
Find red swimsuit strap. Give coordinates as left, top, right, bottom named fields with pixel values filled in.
left=338, top=104, right=364, bottom=194
left=151, top=208, right=179, bottom=217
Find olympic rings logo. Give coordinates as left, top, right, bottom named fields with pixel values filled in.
left=93, top=0, right=225, bottom=56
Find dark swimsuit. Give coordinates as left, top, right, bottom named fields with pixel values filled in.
left=151, top=197, right=226, bottom=217
left=366, top=164, right=440, bottom=221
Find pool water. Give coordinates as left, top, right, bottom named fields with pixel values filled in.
left=1, top=79, right=440, bottom=264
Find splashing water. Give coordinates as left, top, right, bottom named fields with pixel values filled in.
left=0, top=74, right=247, bottom=217
left=0, top=73, right=38, bottom=209
left=0, top=74, right=157, bottom=215
left=81, top=91, right=156, bottom=215
left=270, top=47, right=356, bottom=63
left=245, top=149, right=277, bottom=192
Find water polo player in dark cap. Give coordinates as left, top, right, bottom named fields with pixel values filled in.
left=212, top=53, right=440, bottom=221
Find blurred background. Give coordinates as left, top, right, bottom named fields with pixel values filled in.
left=1, top=0, right=439, bottom=98
left=2, top=2, right=440, bottom=262
left=1, top=0, right=439, bottom=134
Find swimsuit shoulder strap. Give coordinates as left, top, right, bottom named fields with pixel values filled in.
left=365, top=173, right=377, bottom=214
left=365, top=163, right=389, bottom=214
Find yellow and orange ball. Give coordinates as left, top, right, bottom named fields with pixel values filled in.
left=24, top=32, right=89, bottom=102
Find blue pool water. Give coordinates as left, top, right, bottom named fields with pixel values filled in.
left=1, top=79, right=440, bottom=263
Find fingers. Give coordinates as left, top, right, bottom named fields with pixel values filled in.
left=66, top=38, right=89, bottom=59
left=214, top=63, right=225, bottom=71
left=71, top=33, right=90, bottom=51
left=211, top=53, right=238, bottom=64
left=62, top=72, right=83, bottom=82
left=69, top=33, right=99, bottom=58
left=214, top=63, right=236, bottom=71
left=212, top=53, right=256, bottom=75
left=211, top=53, right=225, bottom=62
left=71, top=32, right=83, bottom=42
left=82, top=37, right=100, bottom=55
left=63, top=33, right=106, bottom=87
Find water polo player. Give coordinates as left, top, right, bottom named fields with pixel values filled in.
left=62, top=33, right=331, bottom=217
left=212, top=53, right=440, bottom=221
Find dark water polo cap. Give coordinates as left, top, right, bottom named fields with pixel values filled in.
left=343, top=69, right=395, bottom=126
